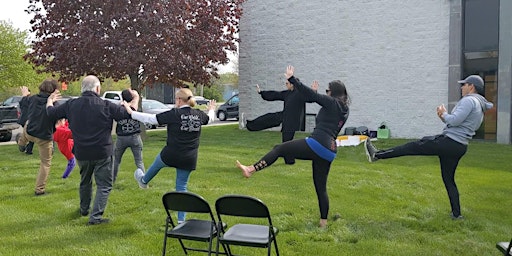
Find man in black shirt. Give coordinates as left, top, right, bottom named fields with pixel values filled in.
left=46, top=75, right=135, bottom=225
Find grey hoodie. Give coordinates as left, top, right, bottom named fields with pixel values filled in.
left=442, top=93, right=494, bottom=145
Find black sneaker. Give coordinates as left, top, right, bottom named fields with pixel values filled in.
left=364, top=138, right=378, bottom=162
left=450, top=213, right=464, bottom=220
left=34, top=191, right=46, bottom=196
left=80, top=209, right=89, bottom=217
left=19, top=145, right=26, bottom=153
left=88, top=218, right=110, bottom=225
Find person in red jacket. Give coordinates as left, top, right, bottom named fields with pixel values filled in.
left=54, top=119, right=75, bottom=178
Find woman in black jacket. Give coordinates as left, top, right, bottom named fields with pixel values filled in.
left=236, top=65, right=350, bottom=228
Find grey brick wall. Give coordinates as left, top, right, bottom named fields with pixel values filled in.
left=238, top=0, right=451, bottom=138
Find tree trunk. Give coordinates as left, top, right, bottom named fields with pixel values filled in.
left=128, top=72, right=147, bottom=140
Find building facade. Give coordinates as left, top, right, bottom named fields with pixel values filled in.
left=237, top=0, right=511, bottom=144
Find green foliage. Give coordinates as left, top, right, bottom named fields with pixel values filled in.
left=202, top=85, right=223, bottom=101
left=57, top=76, right=131, bottom=97
left=201, top=72, right=239, bottom=101
left=0, top=125, right=511, bottom=255
left=188, top=73, right=239, bottom=101
left=214, top=72, right=239, bottom=89
left=0, top=21, right=48, bottom=99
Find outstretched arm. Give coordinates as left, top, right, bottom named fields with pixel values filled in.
left=128, top=89, right=140, bottom=110
left=311, top=80, right=319, bottom=92
left=121, top=100, right=159, bottom=125
left=285, top=65, right=333, bottom=107
left=206, top=99, right=216, bottom=123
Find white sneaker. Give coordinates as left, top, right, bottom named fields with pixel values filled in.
left=134, top=168, right=148, bottom=189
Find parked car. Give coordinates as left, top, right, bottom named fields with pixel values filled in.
left=216, top=94, right=239, bottom=121
left=2, top=96, right=23, bottom=108
left=102, top=91, right=123, bottom=102
left=193, top=96, right=210, bottom=105
left=141, top=99, right=171, bottom=129
left=0, top=105, right=20, bottom=142
left=2, top=96, right=23, bottom=115
left=55, top=95, right=78, bottom=106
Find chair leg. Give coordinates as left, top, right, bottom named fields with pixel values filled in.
left=162, top=235, right=167, bottom=256
left=273, top=240, right=279, bottom=256
left=177, top=238, right=188, bottom=254
left=207, top=240, right=212, bottom=256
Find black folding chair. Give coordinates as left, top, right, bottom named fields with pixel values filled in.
left=215, top=195, right=279, bottom=256
left=496, top=238, right=512, bottom=255
left=162, top=191, right=227, bottom=256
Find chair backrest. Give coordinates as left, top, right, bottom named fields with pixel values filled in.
left=215, top=194, right=279, bottom=255
left=162, top=191, right=213, bottom=214
left=215, top=194, right=271, bottom=218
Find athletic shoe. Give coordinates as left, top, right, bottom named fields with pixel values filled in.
left=364, top=138, right=378, bottom=162
left=134, top=168, right=148, bottom=189
left=450, top=213, right=464, bottom=220
left=80, top=209, right=89, bottom=217
left=62, top=157, right=76, bottom=178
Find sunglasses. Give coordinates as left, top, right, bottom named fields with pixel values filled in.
left=460, top=83, right=468, bottom=87
left=325, top=89, right=331, bottom=94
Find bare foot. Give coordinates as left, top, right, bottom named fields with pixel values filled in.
left=319, top=219, right=327, bottom=228
left=236, top=160, right=255, bottom=178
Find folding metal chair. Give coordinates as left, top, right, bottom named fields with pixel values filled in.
left=496, top=238, right=512, bottom=255
left=215, top=194, right=279, bottom=256
left=162, top=191, right=227, bottom=256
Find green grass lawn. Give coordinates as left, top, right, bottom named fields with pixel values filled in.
left=0, top=124, right=511, bottom=256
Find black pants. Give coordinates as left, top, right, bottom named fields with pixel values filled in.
left=247, top=112, right=297, bottom=164
left=375, top=135, right=467, bottom=216
left=246, top=111, right=283, bottom=131
left=253, top=139, right=332, bottom=219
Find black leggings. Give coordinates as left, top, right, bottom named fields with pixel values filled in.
left=375, top=135, right=467, bottom=216
left=253, top=139, right=332, bottom=219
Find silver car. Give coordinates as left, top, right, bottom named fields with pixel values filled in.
left=141, top=99, right=171, bottom=129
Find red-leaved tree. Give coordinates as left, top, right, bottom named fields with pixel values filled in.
left=24, top=0, right=244, bottom=89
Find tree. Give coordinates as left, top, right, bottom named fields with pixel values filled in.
left=25, top=0, right=245, bottom=90
left=0, top=21, right=47, bottom=95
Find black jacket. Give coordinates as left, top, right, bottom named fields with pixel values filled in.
left=26, top=93, right=57, bottom=140
left=46, top=91, right=131, bottom=161
left=260, top=89, right=310, bottom=132
left=288, top=76, right=349, bottom=153
left=17, top=96, right=30, bottom=126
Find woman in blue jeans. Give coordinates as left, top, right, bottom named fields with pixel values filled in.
left=122, top=88, right=216, bottom=222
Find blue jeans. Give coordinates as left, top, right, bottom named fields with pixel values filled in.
left=143, top=154, right=191, bottom=222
